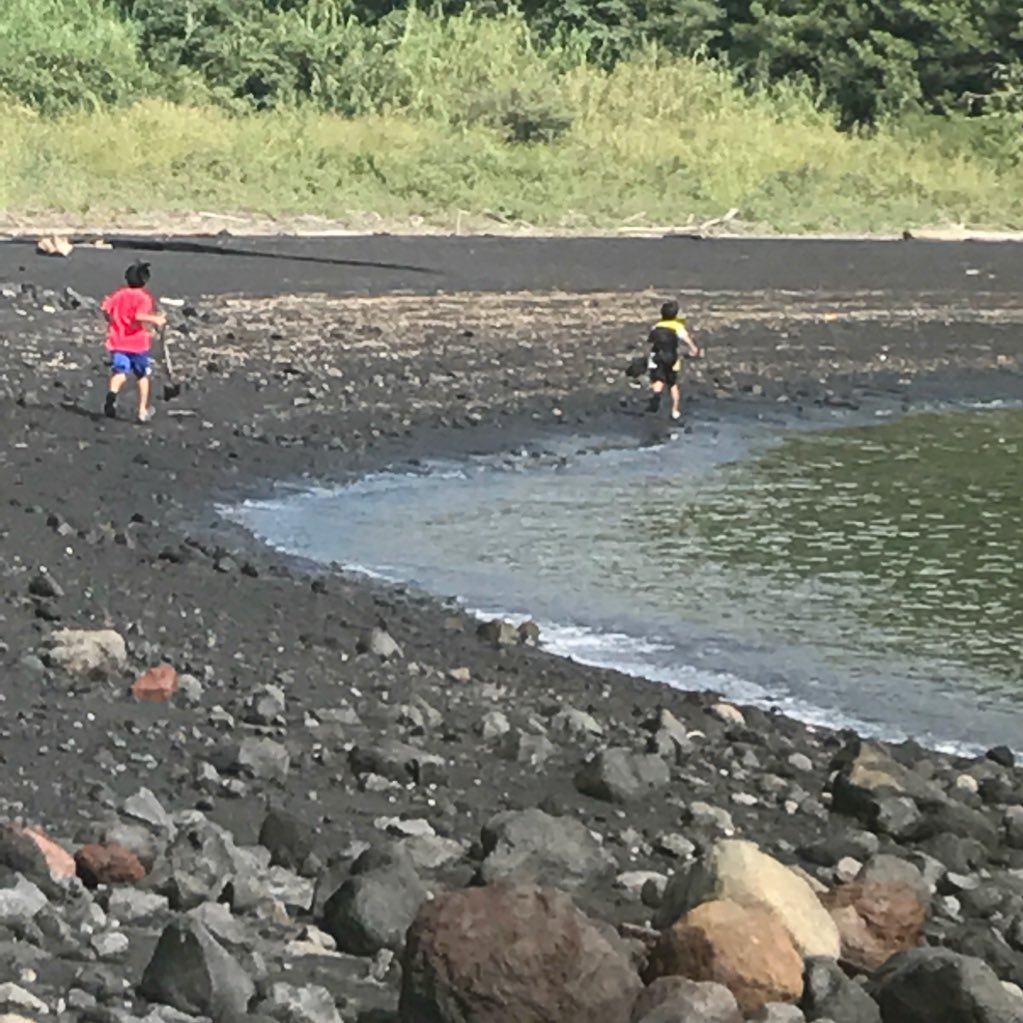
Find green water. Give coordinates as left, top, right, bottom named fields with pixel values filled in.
left=668, top=408, right=1023, bottom=689
left=232, top=405, right=1023, bottom=750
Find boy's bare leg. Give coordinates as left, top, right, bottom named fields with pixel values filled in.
left=670, top=383, right=682, bottom=419
left=648, top=380, right=664, bottom=412
left=137, top=376, right=154, bottom=422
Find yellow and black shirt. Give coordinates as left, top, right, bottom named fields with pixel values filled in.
left=648, top=317, right=687, bottom=371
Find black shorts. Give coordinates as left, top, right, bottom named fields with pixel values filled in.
left=649, top=360, right=678, bottom=386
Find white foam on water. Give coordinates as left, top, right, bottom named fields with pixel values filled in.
left=457, top=601, right=987, bottom=758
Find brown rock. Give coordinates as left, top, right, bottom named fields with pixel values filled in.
left=75, top=843, right=146, bottom=887
left=820, top=880, right=925, bottom=973
left=400, top=882, right=641, bottom=1023
left=13, top=825, right=76, bottom=881
left=631, top=976, right=742, bottom=1022
left=643, top=899, right=803, bottom=1017
left=131, top=664, right=179, bottom=703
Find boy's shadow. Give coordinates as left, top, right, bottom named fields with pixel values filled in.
left=59, top=402, right=129, bottom=426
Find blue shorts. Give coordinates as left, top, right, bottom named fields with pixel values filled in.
left=110, top=352, right=152, bottom=378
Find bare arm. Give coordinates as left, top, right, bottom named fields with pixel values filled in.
left=679, top=326, right=701, bottom=358
left=137, top=311, right=167, bottom=327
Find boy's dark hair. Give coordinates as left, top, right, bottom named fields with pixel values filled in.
left=125, top=261, right=151, bottom=288
left=660, top=300, right=680, bottom=320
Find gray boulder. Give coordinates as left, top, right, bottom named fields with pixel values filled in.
left=631, top=976, right=742, bottom=1022
left=123, top=787, right=176, bottom=836
left=139, top=918, right=254, bottom=1022
left=0, top=875, right=48, bottom=924
left=909, top=801, right=999, bottom=847
left=750, top=1007, right=807, bottom=1023
left=479, top=808, right=615, bottom=890
left=944, top=922, right=1023, bottom=988
left=575, top=748, right=670, bottom=804
left=801, top=957, right=880, bottom=1023
left=259, top=807, right=314, bottom=872
left=321, top=849, right=428, bottom=956
left=212, top=738, right=291, bottom=783
left=870, top=947, right=1023, bottom=1023
left=0, top=825, right=52, bottom=884
left=150, top=815, right=238, bottom=910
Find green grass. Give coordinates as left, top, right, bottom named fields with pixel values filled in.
left=1, top=13, right=1021, bottom=233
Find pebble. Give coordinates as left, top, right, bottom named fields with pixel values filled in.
left=655, top=833, right=696, bottom=859
left=834, top=856, right=862, bottom=883
left=91, top=931, right=131, bottom=959
left=954, top=774, right=980, bottom=795
left=614, top=871, right=668, bottom=901
left=478, top=711, right=511, bottom=740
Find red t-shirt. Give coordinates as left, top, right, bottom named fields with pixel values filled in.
left=102, top=286, right=154, bottom=354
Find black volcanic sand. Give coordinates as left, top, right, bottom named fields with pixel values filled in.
left=2, top=235, right=1023, bottom=1018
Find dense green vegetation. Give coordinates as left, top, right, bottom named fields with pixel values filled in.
left=0, top=0, right=1020, bottom=230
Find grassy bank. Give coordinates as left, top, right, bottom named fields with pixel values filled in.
left=2, top=14, right=1021, bottom=233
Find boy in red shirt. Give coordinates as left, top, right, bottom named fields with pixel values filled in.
left=101, top=261, right=166, bottom=422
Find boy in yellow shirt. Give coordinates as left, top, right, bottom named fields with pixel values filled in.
left=646, top=300, right=702, bottom=420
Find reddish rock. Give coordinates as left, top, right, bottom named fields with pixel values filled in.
left=400, top=882, right=641, bottom=1023
left=13, top=825, right=75, bottom=880
left=75, top=843, right=146, bottom=887
left=131, top=664, right=178, bottom=703
left=820, top=880, right=926, bottom=973
left=642, top=899, right=803, bottom=1017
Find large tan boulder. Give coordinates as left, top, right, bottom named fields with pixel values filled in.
left=820, top=880, right=926, bottom=973
left=655, top=839, right=840, bottom=958
left=643, top=899, right=803, bottom=1016
left=400, top=883, right=641, bottom=1023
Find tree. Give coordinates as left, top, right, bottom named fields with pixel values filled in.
left=720, top=0, right=1023, bottom=125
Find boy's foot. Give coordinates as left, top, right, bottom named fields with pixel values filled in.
left=647, top=394, right=661, bottom=413
left=103, top=393, right=117, bottom=419
left=671, top=410, right=682, bottom=421
left=138, top=407, right=156, bottom=424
